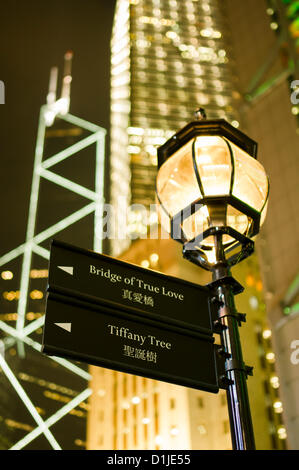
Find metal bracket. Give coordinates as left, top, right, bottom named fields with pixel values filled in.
left=225, top=359, right=253, bottom=378
left=213, top=319, right=227, bottom=333
left=208, top=276, right=244, bottom=295
left=219, top=375, right=234, bottom=389
left=217, top=347, right=231, bottom=360
left=218, top=311, right=247, bottom=327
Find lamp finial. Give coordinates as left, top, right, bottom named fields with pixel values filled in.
left=194, top=108, right=207, bottom=120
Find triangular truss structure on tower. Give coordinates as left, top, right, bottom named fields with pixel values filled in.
left=0, top=55, right=106, bottom=449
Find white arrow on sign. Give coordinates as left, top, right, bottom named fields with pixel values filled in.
left=57, top=266, right=74, bottom=276
left=54, top=323, right=72, bottom=333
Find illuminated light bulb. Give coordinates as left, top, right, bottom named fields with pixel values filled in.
left=249, top=296, right=259, bottom=310
left=277, top=427, right=287, bottom=439
left=246, top=275, right=255, bottom=287
left=170, top=427, right=180, bottom=436
left=127, top=127, right=144, bottom=136
left=97, top=389, right=106, bottom=397
left=142, top=417, right=150, bottom=424
left=205, top=248, right=216, bottom=265
left=273, top=401, right=283, bottom=413
left=266, top=352, right=275, bottom=363
left=131, top=396, right=141, bottom=405
left=127, top=145, right=141, bottom=154
left=262, top=329, right=272, bottom=340
left=150, top=253, right=159, bottom=264
left=166, top=31, right=178, bottom=39
left=256, top=280, right=263, bottom=292
left=270, top=376, right=280, bottom=389
left=155, top=435, right=163, bottom=445
left=122, top=401, right=130, bottom=410
left=141, top=260, right=150, bottom=268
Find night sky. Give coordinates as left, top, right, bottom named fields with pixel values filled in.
left=0, top=0, right=116, bottom=255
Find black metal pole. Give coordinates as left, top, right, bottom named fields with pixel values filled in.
left=212, top=234, right=256, bottom=450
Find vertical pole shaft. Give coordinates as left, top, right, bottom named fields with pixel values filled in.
left=213, top=235, right=255, bottom=450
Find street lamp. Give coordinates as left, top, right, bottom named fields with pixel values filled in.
left=156, top=110, right=269, bottom=450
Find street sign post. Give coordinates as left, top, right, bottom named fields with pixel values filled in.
left=42, top=240, right=226, bottom=394
left=48, top=239, right=216, bottom=336
left=42, top=291, right=224, bottom=393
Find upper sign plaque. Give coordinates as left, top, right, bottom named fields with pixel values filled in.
left=48, top=240, right=214, bottom=336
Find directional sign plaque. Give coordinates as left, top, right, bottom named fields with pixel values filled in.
left=42, top=292, right=223, bottom=393
left=48, top=240, right=215, bottom=336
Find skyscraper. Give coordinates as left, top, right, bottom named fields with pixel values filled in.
left=87, top=0, right=287, bottom=450
left=109, top=0, right=241, bottom=256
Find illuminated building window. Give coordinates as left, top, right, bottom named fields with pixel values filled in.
left=3, top=291, right=20, bottom=301
left=29, top=289, right=44, bottom=300
left=5, top=419, right=33, bottom=432
left=75, top=439, right=86, bottom=448
left=1, top=270, right=13, bottom=280
left=0, top=313, right=18, bottom=321
left=132, top=396, right=141, bottom=405
left=30, top=269, right=49, bottom=278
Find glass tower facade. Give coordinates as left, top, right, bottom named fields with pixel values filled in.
left=110, top=0, right=241, bottom=256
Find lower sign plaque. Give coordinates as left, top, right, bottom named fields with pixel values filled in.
left=42, top=292, right=221, bottom=393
